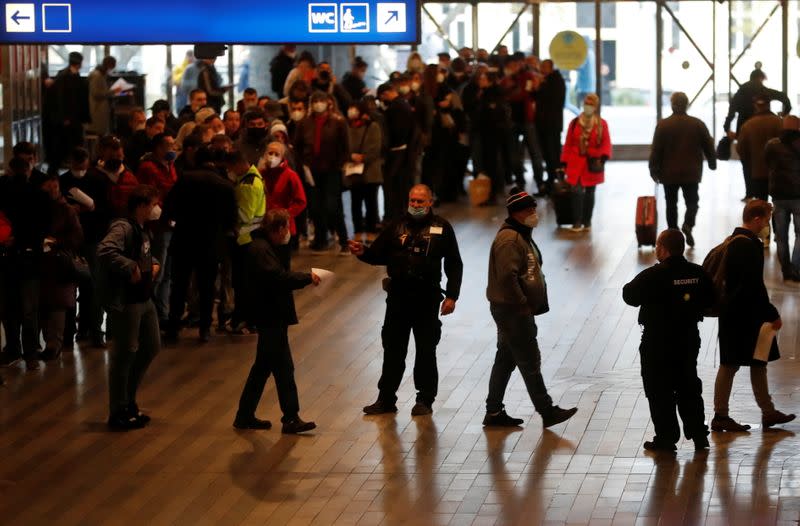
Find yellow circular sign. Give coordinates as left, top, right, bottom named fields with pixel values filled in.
left=549, top=31, right=589, bottom=70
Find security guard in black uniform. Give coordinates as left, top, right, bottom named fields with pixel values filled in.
left=622, top=229, right=714, bottom=452
left=349, top=184, right=463, bottom=417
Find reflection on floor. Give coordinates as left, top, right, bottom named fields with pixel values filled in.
left=1, top=161, right=798, bottom=525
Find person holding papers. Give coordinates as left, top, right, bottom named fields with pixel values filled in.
left=711, top=200, right=795, bottom=432
left=234, top=209, right=320, bottom=434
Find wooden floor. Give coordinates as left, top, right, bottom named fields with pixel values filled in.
left=1, top=161, right=799, bottom=525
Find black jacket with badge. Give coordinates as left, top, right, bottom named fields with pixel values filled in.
left=244, top=228, right=312, bottom=328
left=622, top=255, right=714, bottom=348
left=718, top=228, right=780, bottom=366
left=358, top=211, right=463, bottom=300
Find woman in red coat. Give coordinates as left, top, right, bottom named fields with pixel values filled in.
left=561, top=93, right=612, bottom=232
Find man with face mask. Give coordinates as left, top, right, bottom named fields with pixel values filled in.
left=294, top=91, right=350, bottom=252
left=349, top=184, right=463, bottom=417
left=483, top=188, right=578, bottom=429
left=710, top=200, right=796, bottom=432
left=623, top=229, right=714, bottom=452
left=311, top=62, right=353, bottom=115
left=50, top=51, right=88, bottom=174
left=136, top=134, right=178, bottom=324
left=234, top=209, right=320, bottom=433
left=237, top=109, right=270, bottom=166
left=223, top=150, right=266, bottom=333
left=341, top=56, right=369, bottom=102
left=377, top=83, right=415, bottom=222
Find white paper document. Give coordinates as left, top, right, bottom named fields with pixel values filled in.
left=753, top=322, right=777, bottom=363
left=110, top=77, right=136, bottom=93
left=311, top=268, right=335, bottom=297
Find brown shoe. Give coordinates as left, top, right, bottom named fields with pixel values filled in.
left=762, top=411, right=796, bottom=429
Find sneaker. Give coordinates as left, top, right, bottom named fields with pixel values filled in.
left=233, top=416, right=272, bottom=430
left=0, top=351, right=22, bottom=367
left=693, top=436, right=710, bottom=451
left=411, top=402, right=433, bottom=416
left=128, top=403, right=151, bottom=426
left=682, top=225, right=695, bottom=248
left=482, top=410, right=524, bottom=427
left=569, top=224, right=584, bottom=233
left=363, top=399, right=398, bottom=415
left=542, top=406, right=578, bottom=428
left=282, top=417, right=316, bottom=434
left=108, top=411, right=145, bottom=431
left=581, top=225, right=592, bottom=232
left=710, top=414, right=751, bottom=432
left=643, top=440, right=677, bottom=452
left=762, top=410, right=796, bottom=429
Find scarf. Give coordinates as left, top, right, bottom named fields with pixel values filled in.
left=577, top=112, right=602, bottom=156
left=312, top=113, right=328, bottom=156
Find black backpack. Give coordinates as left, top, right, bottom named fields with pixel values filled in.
left=716, top=136, right=731, bottom=161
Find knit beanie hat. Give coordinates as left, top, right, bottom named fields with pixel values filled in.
left=506, top=187, right=537, bottom=213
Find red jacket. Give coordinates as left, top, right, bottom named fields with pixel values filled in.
left=136, top=156, right=177, bottom=204
left=502, top=71, right=537, bottom=123
left=109, top=169, right=140, bottom=218
left=561, top=117, right=612, bottom=187
left=262, top=161, right=307, bottom=235
left=0, top=210, right=11, bottom=244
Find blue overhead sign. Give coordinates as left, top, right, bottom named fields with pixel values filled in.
left=0, top=0, right=419, bottom=44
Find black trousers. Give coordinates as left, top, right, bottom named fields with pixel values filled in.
left=640, top=335, right=707, bottom=444
left=537, top=123, right=563, bottom=183
left=378, top=292, right=442, bottom=405
left=383, top=149, right=412, bottom=222
left=237, top=325, right=300, bottom=422
left=168, top=241, right=218, bottom=331
left=350, top=182, right=380, bottom=233
left=741, top=159, right=753, bottom=198
left=663, top=183, right=699, bottom=230
left=751, top=178, right=769, bottom=201
left=310, top=171, right=348, bottom=248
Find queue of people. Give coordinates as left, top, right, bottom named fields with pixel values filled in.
left=1, top=48, right=797, bottom=448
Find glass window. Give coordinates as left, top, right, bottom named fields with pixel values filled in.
left=356, top=44, right=413, bottom=86
left=420, top=3, right=473, bottom=62
left=476, top=3, right=532, bottom=54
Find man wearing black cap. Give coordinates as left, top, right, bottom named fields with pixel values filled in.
left=350, top=184, right=463, bottom=417
left=51, top=51, right=89, bottom=173
left=483, top=187, right=577, bottom=428
left=377, top=82, right=416, bottom=221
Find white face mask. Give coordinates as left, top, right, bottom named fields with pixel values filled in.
left=73, top=169, right=87, bottom=179
left=149, top=204, right=162, bottom=221
left=436, top=73, right=445, bottom=84
left=410, top=81, right=421, bottom=92
left=523, top=212, right=539, bottom=228
left=281, top=230, right=292, bottom=245
left=267, top=154, right=282, bottom=168
left=583, top=104, right=597, bottom=116
left=312, top=102, right=328, bottom=114
left=290, top=110, right=306, bottom=122
left=347, top=108, right=361, bottom=120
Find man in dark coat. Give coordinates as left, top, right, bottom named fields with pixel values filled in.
left=378, top=83, right=416, bottom=222
left=649, top=92, right=716, bottom=247
left=765, top=115, right=800, bottom=281
left=623, top=229, right=714, bottom=452
left=724, top=69, right=790, bottom=136
left=51, top=52, right=89, bottom=174
left=269, top=45, right=296, bottom=98
left=711, top=200, right=795, bottom=432
left=535, top=60, right=567, bottom=193
left=233, top=209, right=319, bottom=434
left=163, top=146, right=237, bottom=343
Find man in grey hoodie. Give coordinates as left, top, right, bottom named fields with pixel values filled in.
left=483, top=187, right=577, bottom=428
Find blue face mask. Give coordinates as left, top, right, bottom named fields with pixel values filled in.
left=408, top=206, right=428, bottom=219
left=164, top=151, right=177, bottom=162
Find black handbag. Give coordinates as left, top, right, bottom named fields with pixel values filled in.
left=587, top=156, right=605, bottom=173
left=716, top=136, right=731, bottom=161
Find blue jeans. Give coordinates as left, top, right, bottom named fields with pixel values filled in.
left=486, top=305, right=553, bottom=414
left=772, top=199, right=800, bottom=276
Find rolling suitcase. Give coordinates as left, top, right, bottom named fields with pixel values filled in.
left=636, top=186, right=658, bottom=247
left=551, top=179, right=575, bottom=227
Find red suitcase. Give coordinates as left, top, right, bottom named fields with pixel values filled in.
left=635, top=194, right=657, bottom=247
